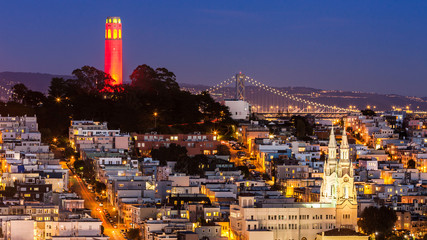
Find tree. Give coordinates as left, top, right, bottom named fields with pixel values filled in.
left=71, top=66, right=115, bottom=93
left=174, top=154, right=209, bottom=176
left=358, top=206, right=397, bottom=240
left=150, top=144, right=188, bottom=166
left=94, top=181, right=106, bottom=194
left=5, top=64, right=234, bottom=145
left=23, top=90, right=46, bottom=107
left=407, top=159, right=416, bottom=169
left=237, top=165, right=250, bottom=178
left=198, top=92, right=232, bottom=122
left=361, top=109, right=376, bottom=116
left=126, top=228, right=141, bottom=240
left=11, top=83, right=28, bottom=103
left=3, top=187, right=17, bottom=198
left=73, top=160, right=85, bottom=173
left=130, top=64, right=179, bottom=92
left=216, top=144, right=230, bottom=155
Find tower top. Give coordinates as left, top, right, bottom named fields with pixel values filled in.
left=328, top=125, right=337, bottom=148
left=106, top=16, right=121, bottom=23
left=341, top=127, right=349, bottom=149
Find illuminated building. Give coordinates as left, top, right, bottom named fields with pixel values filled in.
left=105, top=16, right=123, bottom=85
left=230, top=128, right=358, bottom=240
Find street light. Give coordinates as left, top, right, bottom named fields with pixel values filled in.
left=153, top=112, right=158, bottom=128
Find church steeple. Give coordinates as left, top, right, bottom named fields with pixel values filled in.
left=336, top=126, right=358, bottom=230
left=327, top=126, right=337, bottom=163
left=339, top=127, right=349, bottom=164
left=320, top=125, right=339, bottom=203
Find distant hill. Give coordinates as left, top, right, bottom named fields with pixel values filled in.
left=1, top=72, right=426, bottom=111
left=0, top=72, right=73, bottom=93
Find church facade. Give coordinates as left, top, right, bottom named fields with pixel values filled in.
left=230, top=127, right=358, bottom=240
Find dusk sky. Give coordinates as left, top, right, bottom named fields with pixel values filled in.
left=1, top=1, right=427, bottom=96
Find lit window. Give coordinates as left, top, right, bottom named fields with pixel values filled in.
left=118, top=19, right=121, bottom=24
left=108, top=29, right=111, bottom=39
left=109, top=19, right=112, bottom=23
left=113, top=29, right=117, bottom=39
left=113, top=18, right=117, bottom=23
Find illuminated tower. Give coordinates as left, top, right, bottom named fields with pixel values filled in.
left=105, top=16, right=122, bottom=85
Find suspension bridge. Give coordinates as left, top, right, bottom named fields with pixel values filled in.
left=200, top=73, right=359, bottom=119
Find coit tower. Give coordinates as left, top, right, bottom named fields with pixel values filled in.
left=105, top=16, right=122, bottom=85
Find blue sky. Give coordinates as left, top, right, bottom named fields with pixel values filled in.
left=1, top=1, right=427, bottom=96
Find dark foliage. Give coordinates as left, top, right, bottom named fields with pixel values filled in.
left=216, top=144, right=231, bottom=155
left=5, top=65, right=233, bottom=142
left=407, top=159, right=416, bottom=169
left=174, top=154, right=210, bottom=176
left=358, top=206, right=397, bottom=240
left=151, top=143, right=188, bottom=166
left=126, top=228, right=141, bottom=240
left=361, top=109, right=376, bottom=116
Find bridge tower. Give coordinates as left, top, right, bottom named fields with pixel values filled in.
left=236, top=73, right=245, bottom=100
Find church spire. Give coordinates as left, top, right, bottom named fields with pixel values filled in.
left=320, top=124, right=338, bottom=203
left=328, top=125, right=337, bottom=148
left=328, top=125, right=337, bottom=162
left=341, top=126, right=349, bottom=149
left=339, top=126, right=350, bottom=165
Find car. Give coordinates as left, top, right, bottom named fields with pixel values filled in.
left=99, top=203, right=103, bottom=207
left=114, top=225, right=117, bottom=228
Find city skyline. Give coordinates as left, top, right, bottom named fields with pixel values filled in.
left=1, top=2, right=426, bottom=238
left=1, top=1, right=427, bottom=97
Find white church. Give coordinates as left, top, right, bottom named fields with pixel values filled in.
left=230, top=127, right=358, bottom=240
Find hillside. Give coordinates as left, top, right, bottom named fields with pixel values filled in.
left=0, top=72, right=73, bottom=93
left=1, top=72, right=426, bottom=111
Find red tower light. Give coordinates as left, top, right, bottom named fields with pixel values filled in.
left=105, top=16, right=123, bottom=85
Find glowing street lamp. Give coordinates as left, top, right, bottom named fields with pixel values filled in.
left=153, top=112, right=158, bottom=128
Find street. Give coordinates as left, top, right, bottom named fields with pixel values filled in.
left=62, top=161, right=126, bottom=240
